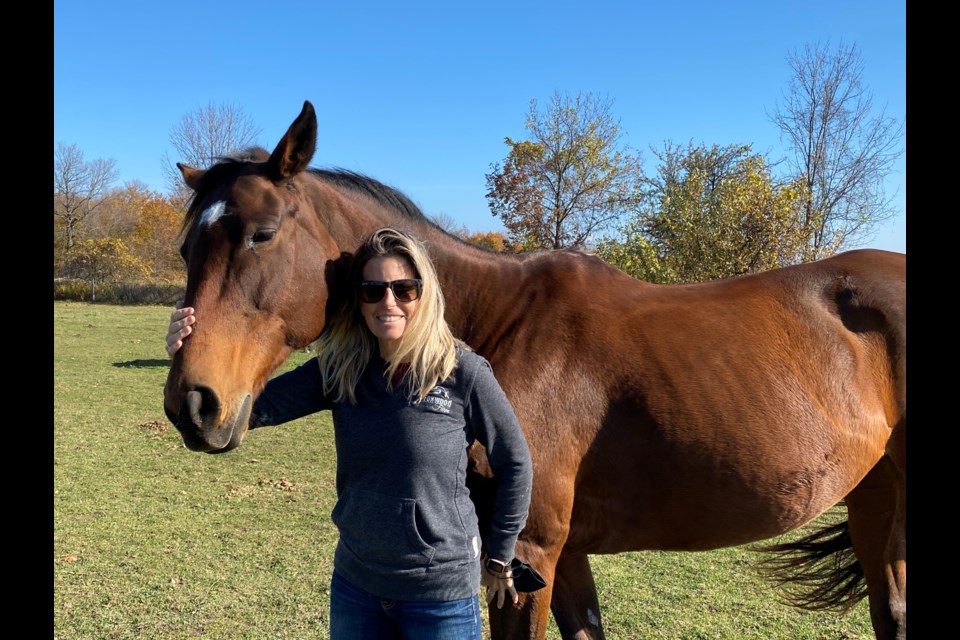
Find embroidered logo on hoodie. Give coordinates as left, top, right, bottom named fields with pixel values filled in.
left=418, top=386, right=452, bottom=414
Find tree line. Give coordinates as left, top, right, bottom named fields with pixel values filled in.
left=54, top=42, right=903, bottom=299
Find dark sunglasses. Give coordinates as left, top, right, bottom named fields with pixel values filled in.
left=359, top=279, right=423, bottom=303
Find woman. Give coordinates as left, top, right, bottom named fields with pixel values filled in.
left=166, top=227, right=533, bottom=639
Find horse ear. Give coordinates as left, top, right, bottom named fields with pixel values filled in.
left=266, top=100, right=318, bottom=181
left=178, top=163, right=206, bottom=191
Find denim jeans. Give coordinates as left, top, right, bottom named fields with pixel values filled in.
left=329, top=570, right=482, bottom=640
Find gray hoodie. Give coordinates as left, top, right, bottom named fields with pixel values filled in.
left=250, top=345, right=533, bottom=601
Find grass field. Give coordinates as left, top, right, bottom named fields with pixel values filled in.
left=53, top=301, right=873, bottom=639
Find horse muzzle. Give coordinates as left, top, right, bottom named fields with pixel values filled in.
left=164, top=381, right=253, bottom=454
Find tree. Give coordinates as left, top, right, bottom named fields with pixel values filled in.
left=86, top=180, right=154, bottom=240
left=161, top=102, right=263, bottom=201
left=53, top=216, right=69, bottom=275
left=429, top=212, right=469, bottom=237
left=127, top=194, right=184, bottom=282
left=53, top=143, right=119, bottom=251
left=596, top=142, right=806, bottom=284
left=769, top=41, right=904, bottom=259
left=460, top=231, right=514, bottom=252
left=68, top=182, right=184, bottom=283
left=485, top=91, right=643, bottom=250
left=61, top=238, right=148, bottom=302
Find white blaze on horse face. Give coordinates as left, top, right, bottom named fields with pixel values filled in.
left=200, top=200, right=227, bottom=227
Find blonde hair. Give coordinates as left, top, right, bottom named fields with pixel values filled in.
left=316, top=227, right=460, bottom=403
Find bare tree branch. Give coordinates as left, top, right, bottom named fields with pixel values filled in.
left=161, top=102, right=264, bottom=202
left=769, top=41, right=904, bottom=259
left=53, top=143, right=119, bottom=251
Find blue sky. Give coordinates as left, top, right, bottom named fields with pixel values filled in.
left=54, top=1, right=906, bottom=254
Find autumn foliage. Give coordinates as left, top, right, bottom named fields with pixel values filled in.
left=597, top=143, right=808, bottom=284
left=54, top=181, right=186, bottom=300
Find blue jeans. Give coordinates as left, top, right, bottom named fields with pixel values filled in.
left=329, top=570, right=482, bottom=640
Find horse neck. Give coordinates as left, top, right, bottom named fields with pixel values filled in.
left=421, top=235, right=526, bottom=349
left=309, top=182, right=525, bottom=347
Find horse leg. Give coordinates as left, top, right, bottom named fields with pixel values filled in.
left=486, top=525, right=572, bottom=640
left=488, top=588, right=554, bottom=640
left=845, top=449, right=906, bottom=640
left=550, top=551, right=605, bottom=640
left=491, top=538, right=605, bottom=640
left=487, top=493, right=574, bottom=639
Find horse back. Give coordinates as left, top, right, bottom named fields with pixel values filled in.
left=474, top=248, right=905, bottom=551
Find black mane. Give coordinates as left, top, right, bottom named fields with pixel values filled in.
left=181, top=147, right=433, bottom=236
left=311, top=168, right=429, bottom=223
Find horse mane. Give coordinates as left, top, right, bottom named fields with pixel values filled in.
left=180, top=145, right=436, bottom=234
left=309, top=167, right=511, bottom=257
left=310, top=168, right=429, bottom=224
left=179, top=148, right=518, bottom=259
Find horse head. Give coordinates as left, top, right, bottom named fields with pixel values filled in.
left=164, top=100, right=345, bottom=453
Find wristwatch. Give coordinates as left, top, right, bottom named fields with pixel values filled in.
left=485, top=557, right=509, bottom=575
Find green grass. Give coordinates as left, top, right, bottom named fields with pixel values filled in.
left=54, top=301, right=873, bottom=639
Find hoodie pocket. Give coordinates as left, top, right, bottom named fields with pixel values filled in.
left=331, top=488, right=436, bottom=568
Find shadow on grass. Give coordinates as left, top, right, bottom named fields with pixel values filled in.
left=113, top=359, right=171, bottom=368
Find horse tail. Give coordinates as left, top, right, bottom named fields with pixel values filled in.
left=753, top=507, right=867, bottom=612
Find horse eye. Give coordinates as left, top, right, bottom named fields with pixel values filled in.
left=250, top=229, right=277, bottom=245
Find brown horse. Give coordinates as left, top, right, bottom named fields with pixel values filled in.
left=164, top=101, right=906, bottom=639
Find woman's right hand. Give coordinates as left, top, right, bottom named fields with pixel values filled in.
left=166, top=306, right=196, bottom=357
left=481, top=559, right=519, bottom=609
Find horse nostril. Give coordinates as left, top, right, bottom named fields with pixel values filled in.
left=185, top=386, right=221, bottom=428
left=186, top=390, right=204, bottom=426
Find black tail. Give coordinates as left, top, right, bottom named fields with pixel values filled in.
left=754, top=510, right=867, bottom=612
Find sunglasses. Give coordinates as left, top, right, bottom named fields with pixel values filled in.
left=359, top=279, right=423, bottom=303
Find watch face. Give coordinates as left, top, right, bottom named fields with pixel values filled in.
left=487, top=559, right=507, bottom=574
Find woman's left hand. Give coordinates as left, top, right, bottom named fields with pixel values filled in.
left=481, top=562, right=519, bottom=609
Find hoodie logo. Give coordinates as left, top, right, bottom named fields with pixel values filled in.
left=418, top=386, right=452, bottom=414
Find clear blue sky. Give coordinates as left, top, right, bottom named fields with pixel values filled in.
left=54, top=1, right=906, bottom=254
